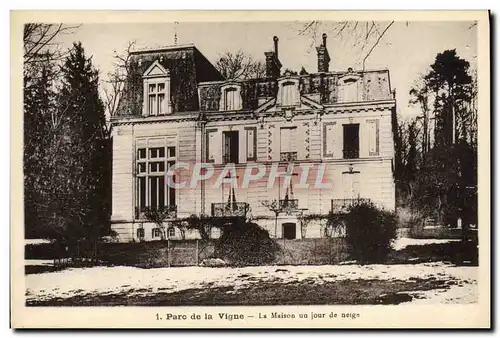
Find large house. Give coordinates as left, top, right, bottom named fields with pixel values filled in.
left=110, top=34, right=397, bottom=242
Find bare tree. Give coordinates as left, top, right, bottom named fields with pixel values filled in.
left=296, top=21, right=395, bottom=70
left=102, top=41, right=136, bottom=120
left=215, top=50, right=266, bottom=80
left=23, top=23, right=81, bottom=65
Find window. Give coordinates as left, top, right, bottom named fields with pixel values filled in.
left=280, top=127, right=297, bottom=161
left=137, top=148, right=146, bottom=160
left=167, top=146, right=176, bottom=158
left=220, top=85, right=242, bottom=111
left=148, top=83, right=166, bottom=116
left=136, top=143, right=177, bottom=217
left=152, top=228, right=161, bottom=238
left=282, top=223, right=297, bottom=240
left=323, top=122, right=336, bottom=157
left=277, top=79, right=300, bottom=106
left=245, top=127, right=257, bottom=161
left=342, top=172, right=361, bottom=199
left=341, top=78, right=359, bottom=102
left=223, top=131, right=239, bottom=164
left=225, top=88, right=236, bottom=110
left=343, top=124, right=359, bottom=159
left=367, top=120, right=380, bottom=156
left=143, top=60, right=171, bottom=116
left=150, top=147, right=165, bottom=159
left=137, top=228, right=145, bottom=240
left=167, top=227, right=176, bottom=238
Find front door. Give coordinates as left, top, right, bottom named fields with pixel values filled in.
left=282, top=223, right=296, bottom=239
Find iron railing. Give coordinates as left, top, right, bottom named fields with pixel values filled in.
left=342, top=149, right=359, bottom=159
left=211, top=202, right=249, bottom=217
left=331, top=198, right=370, bottom=213
left=280, top=152, right=298, bottom=162
left=279, top=199, right=299, bottom=209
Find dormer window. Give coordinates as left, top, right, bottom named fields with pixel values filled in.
left=142, top=60, right=172, bottom=116
left=220, top=84, right=242, bottom=111
left=148, top=83, right=165, bottom=115
left=339, top=73, right=361, bottom=103
left=277, top=78, right=300, bottom=107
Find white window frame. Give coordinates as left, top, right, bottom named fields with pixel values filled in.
left=339, top=73, right=361, bottom=103
left=167, top=227, right=176, bottom=238
left=219, top=84, right=242, bottom=111
left=142, top=60, right=172, bottom=116
left=277, top=77, right=300, bottom=107
left=135, top=138, right=177, bottom=218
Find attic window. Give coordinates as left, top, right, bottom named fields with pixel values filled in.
left=339, top=74, right=360, bottom=103
left=219, top=84, right=242, bottom=111
left=142, top=60, right=172, bottom=116
left=277, top=78, right=300, bottom=107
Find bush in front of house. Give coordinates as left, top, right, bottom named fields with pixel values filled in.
left=344, top=201, right=398, bottom=263
left=215, top=219, right=281, bottom=266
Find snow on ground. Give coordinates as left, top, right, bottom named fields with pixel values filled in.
left=25, top=238, right=476, bottom=304
left=25, top=239, right=52, bottom=245
left=392, top=238, right=462, bottom=251
left=26, top=262, right=477, bottom=304
left=25, top=260, right=54, bottom=266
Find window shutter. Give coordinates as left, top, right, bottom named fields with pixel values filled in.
left=280, top=128, right=290, bottom=153
left=367, top=120, right=379, bottom=156
left=324, top=123, right=335, bottom=156
left=290, top=127, right=297, bottom=152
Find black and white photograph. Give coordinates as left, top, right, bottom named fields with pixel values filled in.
left=11, top=10, right=490, bottom=329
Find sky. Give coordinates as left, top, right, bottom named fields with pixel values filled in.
left=56, top=21, right=477, bottom=119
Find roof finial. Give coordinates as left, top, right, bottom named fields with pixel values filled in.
left=174, top=21, right=179, bottom=45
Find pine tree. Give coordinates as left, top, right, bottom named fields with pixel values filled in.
left=57, top=42, right=110, bottom=242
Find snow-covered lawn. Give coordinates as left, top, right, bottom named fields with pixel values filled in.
left=26, top=262, right=477, bottom=305
left=25, top=237, right=476, bottom=305
left=392, top=237, right=462, bottom=251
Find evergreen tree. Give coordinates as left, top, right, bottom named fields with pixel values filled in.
left=57, top=42, right=110, bottom=241
left=407, top=50, right=476, bottom=228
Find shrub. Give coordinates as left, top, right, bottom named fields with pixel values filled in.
left=215, top=220, right=281, bottom=266
left=344, top=201, right=398, bottom=263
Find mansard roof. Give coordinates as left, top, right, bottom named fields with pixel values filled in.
left=114, top=44, right=223, bottom=117
left=198, top=68, right=395, bottom=113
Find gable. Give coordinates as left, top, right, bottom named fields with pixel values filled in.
left=255, top=95, right=323, bottom=113
left=143, top=60, right=169, bottom=78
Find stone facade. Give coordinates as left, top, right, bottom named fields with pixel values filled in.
left=110, top=37, right=397, bottom=242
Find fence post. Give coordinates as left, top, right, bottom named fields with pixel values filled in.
left=313, top=238, right=316, bottom=264
left=167, top=239, right=170, bottom=268
left=196, top=239, right=199, bottom=266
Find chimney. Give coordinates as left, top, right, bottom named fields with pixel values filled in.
left=316, top=33, right=331, bottom=73
left=265, top=36, right=282, bottom=78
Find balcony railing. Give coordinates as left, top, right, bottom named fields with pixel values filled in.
left=343, top=149, right=359, bottom=159
left=222, top=154, right=239, bottom=164
left=279, top=199, right=298, bottom=209
left=280, top=152, right=298, bottom=162
left=211, top=202, right=249, bottom=217
left=135, top=205, right=177, bottom=219
left=331, top=198, right=370, bottom=213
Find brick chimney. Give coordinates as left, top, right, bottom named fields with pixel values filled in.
left=316, top=33, right=331, bottom=73
left=265, top=36, right=282, bottom=78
